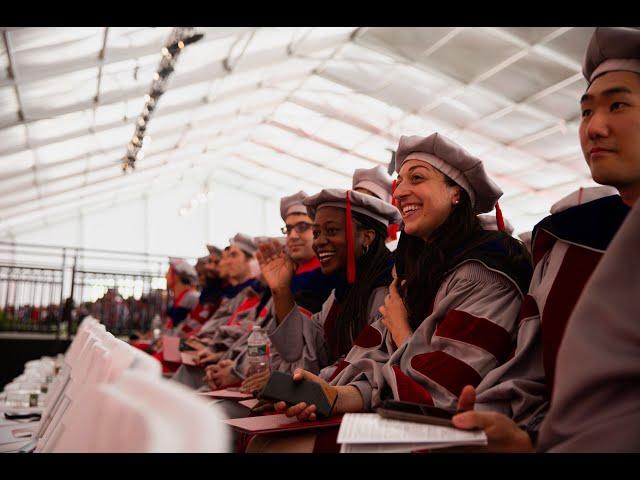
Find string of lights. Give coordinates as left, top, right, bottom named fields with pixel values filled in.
left=122, top=27, right=204, bottom=172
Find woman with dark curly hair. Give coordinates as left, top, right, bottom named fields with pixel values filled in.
left=255, top=133, right=532, bottom=453
left=255, top=188, right=401, bottom=381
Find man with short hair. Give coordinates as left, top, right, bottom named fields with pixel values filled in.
left=164, top=259, right=200, bottom=330
left=175, top=246, right=227, bottom=338
left=452, top=27, right=640, bottom=452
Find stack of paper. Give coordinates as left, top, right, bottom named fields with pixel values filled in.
left=337, top=413, right=487, bottom=453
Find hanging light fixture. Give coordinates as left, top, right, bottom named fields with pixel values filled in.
left=122, top=27, right=204, bottom=172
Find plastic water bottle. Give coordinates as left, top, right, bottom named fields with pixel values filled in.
left=246, top=326, right=271, bottom=377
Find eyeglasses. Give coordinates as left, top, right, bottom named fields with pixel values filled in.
left=281, top=222, right=313, bottom=235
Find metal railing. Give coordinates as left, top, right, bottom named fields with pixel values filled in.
left=0, top=265, right=64, bottom=334
left=0, top=242, right=194, bottom=339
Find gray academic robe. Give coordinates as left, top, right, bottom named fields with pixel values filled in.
left=197, top=289, right=263, bottom=351
left=267, top=287, right=388, bottom=380
left=537, top=199, right=640, bottom=452
left=331, top=262, right=524, bottom=413
left=474, top=195, right=630, bottom=433
left=171, top=286, right=261, bottom=389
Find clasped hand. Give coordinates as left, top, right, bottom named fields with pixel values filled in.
left=379, top=278, right=412, bottom=347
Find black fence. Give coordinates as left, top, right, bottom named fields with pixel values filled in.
left=0, top=242, right=192, bottom=339
left=0, top=265, right=64, bottom=334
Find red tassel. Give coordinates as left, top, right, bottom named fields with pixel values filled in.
left=345, top=190, right=356, bottom=284
left=577, top=186, right=584, bottom=205
left=387, top=224, right=399, bottom=241
left=495, top=202, right=506, bottom=232
left=387, top=179, right=399, bottom=240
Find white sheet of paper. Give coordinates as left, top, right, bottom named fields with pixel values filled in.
left=340, top=442, right=457, bottom=453
left=337, top=413, right=487, bottom=445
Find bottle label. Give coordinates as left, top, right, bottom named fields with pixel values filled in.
left=248, top=344, right=268, bottom=356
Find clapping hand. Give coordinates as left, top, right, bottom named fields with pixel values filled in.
left=256, top=240, right=295, bottom=292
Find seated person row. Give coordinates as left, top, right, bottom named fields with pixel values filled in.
left=173, top=245, right=228, bottom=337
left=253, top=27, right=640, bottom=454
left=191, top=26, right=637, bottom=454
left=131, top=244, right=230, bottom=346
left=170, top=234, right=267, bottom=384
left=141, top=235, right=264, bottom=374
left=203, top=190, right=342, bottom=391
left=173, top=193, right=348, bottom=389
left=248, top=132, right=532, bottom=452
left=132, top=168, right=400, bottom=379
left=197, top=165, right=400, bottom=392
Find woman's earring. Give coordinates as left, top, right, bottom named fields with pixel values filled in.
left=362, top=244, right=370, bottom=255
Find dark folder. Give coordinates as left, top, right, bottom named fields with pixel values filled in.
left=257, top=371, right=338, bottom=418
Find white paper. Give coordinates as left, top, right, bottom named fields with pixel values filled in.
left=337, top=413, right=487, bottom=445
left=340, top=442, right=459, bottom=453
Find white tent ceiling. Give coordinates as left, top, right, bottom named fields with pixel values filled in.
left=0, top=27, right=601, bottom=237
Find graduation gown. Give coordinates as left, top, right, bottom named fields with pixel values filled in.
left=193, top=279, right=262, bottom=338
left=170, top=279, right=263, bottom=389
left=331, top=234, right=532, bottom=413
left=227, top=258, right=337, bottom=380
left=267, top=260, right=393, bottom=381
left=537, top=198, right=640, bottom=452
left=475, top=195, right=630, bottom=431
left=164, top=288, right=199, bottom=329
left=174, top=285, right=224, bottom=338
left=196, top=282, right=266, bottom=352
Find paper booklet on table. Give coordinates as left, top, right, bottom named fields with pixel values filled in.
left=180, top=351, right=198, bottom=366
left=225, top=413, right=343, bottom=434
left=197, top=388, right=254, bottom=400
left=162, top=336, right=181, bottom=363
left=238, top=398, right=260, bottom=410
left=337, top=413, right=487, bottom=453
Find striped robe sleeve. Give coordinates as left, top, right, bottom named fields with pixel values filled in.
left=538, top=200, right=640, bottom=452
left=195, top=294, right=244, bottom=338
left=340, top=262, right=524, bottom=412
left=474, top=244, right=562, bottom=429
left=266, top=292, right=335, bottom=375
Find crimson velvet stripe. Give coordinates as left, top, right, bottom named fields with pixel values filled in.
left=532, top=229, right=558, bottom=267
left=296, top=257, right=322, bottom=275
left=435, top=310, right=512, bottom=363
left=410, top=351, right=482, bottom=397
left=328, top=359, right=350, bottom=382
left=392, top=365, right=434, bottom=405
left=542, top=245, right=602, bottom=393
left=352, top=324, right=383, bottom=349
left=323, top=301, right=341, bottom=361
left=519, top=294, right=539, bottom=323
left=226, top=296, right=260, bottom=326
